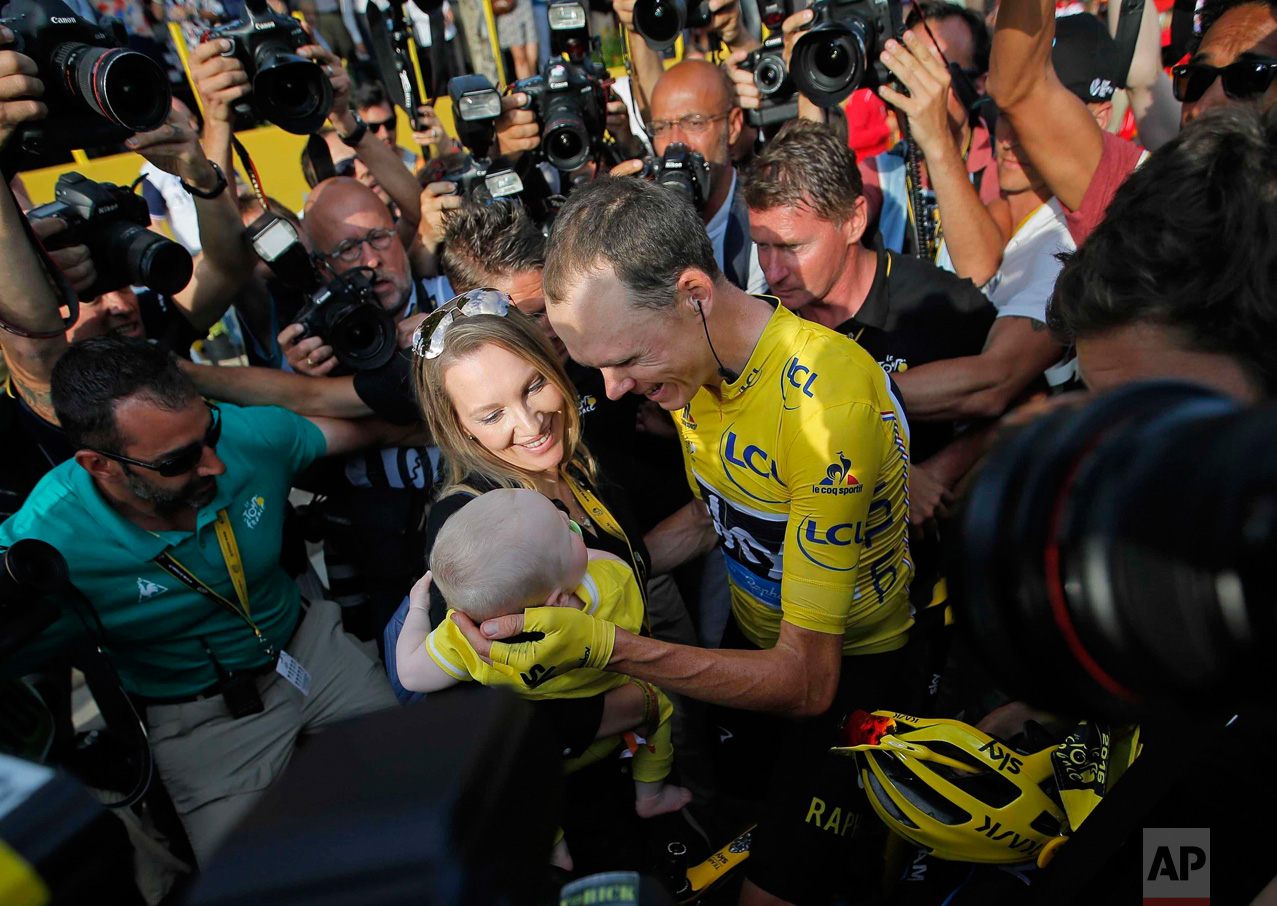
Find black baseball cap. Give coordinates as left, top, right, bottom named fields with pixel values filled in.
left=1052, top=12, right=1123, bottom=103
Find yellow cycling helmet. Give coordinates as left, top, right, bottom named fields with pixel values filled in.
left=832, top=711, right=1068, bottom=866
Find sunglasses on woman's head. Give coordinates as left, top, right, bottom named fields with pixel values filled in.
left=412, top=288, right=512, bottom=360
left=1172, top=58, right=1277, bottom=103
left=91, top=402, right=222, bottom=477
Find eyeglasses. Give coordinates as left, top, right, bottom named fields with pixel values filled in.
left=92, top=402, right=222, bottom=477
left=645, top=111, right=732, bottom=139
left=326, top=227, right=396, bottom=263
left=412, top=288, right=511, bottom=359
left=366, top=115, right=397, bottom=133
left=334, top=156, right=357, bottom=177
left=1171, top=58, right=1277, bottom=103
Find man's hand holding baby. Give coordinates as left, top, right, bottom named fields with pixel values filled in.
left=451, top=606, right=616, bottom=681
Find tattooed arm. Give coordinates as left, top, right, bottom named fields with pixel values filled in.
left=0, top=157, right=69, bottom=425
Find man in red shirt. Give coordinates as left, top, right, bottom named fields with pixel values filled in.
left=988, top=0, right=1277, bottom=244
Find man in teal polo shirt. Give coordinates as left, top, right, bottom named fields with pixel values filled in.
left=1, top=336, right=405, bottom=866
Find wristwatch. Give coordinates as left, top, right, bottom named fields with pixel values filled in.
left=338, top=111, right=367, bottom=148
left=180, top=161, right=227, bottom=200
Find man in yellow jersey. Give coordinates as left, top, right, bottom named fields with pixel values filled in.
left=453, top=178, right=926, bottom=906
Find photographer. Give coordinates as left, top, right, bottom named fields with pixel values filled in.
left=615, top=59, right=768, bottom=294
left=0, top=336, right=407, bottom=867
left=0, top=33, right=255, bottom=510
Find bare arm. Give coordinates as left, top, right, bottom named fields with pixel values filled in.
left=879, top=32, right=1007, bottom=285
left=458, top=609, right=845, bottom=717
left=611, top=619, right=844, bottom=715
left=643, top=499, right=719, bottom=575
left=986, top=0, right=1105, bottom=211
left=315, top=45, right=423, bottom=230
left=309, top=414, right=429, bottom=457
left=0, top=39, right=65, bottom=420
left=613, top=0, right=667, bottom=121
left=1108, top=0, right=1179, bottom=151
left=125, top=110, right=254, bottom=332
left=892, top=317, right=1064, bottom=421
left=189, top=38, right=244, bottom=204
left=180, top=361, right=374, bottom=417
left=396, top=572, right=462, bottom=693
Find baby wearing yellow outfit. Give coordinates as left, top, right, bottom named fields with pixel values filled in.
left=395, top=488, right=691, bottom=828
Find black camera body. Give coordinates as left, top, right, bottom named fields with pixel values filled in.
left=790, top=0, right=903, bottom=106
left=0, top=0, right=170, bottom=154
left=27, top=173, right=193, bottom=299
left=632, top=0, right=711, bottom=51
left=207, top=0, right=333, bottom=135
left=293, top=269, right=398, bottom=372
left=642, top=142, right=711, bottom=212
left=740, top=34, right=801, bottom=127
left=247, top=213, right=397, bottom=372
left=514, top=58, right=608, bottom=173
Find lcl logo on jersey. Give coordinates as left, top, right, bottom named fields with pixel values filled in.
left=782, top=357, right=818, bottom=410
left=720, top=428, right=788, bottom=504
left=796, top=515, right=864, bottom=570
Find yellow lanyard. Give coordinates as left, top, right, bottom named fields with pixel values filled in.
left=213, top=509, right=251, bottom=621
left=151, top=509, right=269, bottom=654
left=563, top=471, right=649, bottom=605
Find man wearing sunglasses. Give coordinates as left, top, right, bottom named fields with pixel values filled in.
left=988, top=0, right=1277, bottom=247
left=0, top=336, right=410, bottom=866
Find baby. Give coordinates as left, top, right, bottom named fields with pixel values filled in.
left=396, top=487, right=693, bottom=824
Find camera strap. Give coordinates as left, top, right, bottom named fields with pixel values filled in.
left=151, top=509, right=276, bottom=659
left=231, top=135, right=268, bottom=209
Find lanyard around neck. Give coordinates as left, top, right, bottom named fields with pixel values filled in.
left=151, top=509, right=274, bottom=657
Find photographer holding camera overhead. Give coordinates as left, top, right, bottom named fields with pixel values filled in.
left=613, top=59, right=768, bottom=294
left=0, top=19, right=259, bottom=518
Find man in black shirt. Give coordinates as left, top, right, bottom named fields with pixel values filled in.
left=742, top=120, right=995, bottom=471
left=743, top=121, right=996, bottom=615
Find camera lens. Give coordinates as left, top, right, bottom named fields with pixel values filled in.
left=1, top=540, right=69, bottom=598
left=754, top=56, right=789, bottom=97
left=331, top=303, right=396, bottom=370
left=53, top=43, right=171, bottom=132
left=952, top=382, right=1277, bottom=722
left=99, top=222, right=194, bottom=296
left=253, top=47, right=334, bottom=135
left=791, top=20, right=868, bottom=107
left=633, top=0, right=686, bottom=51
left=543, top=92, right=592, bottom=171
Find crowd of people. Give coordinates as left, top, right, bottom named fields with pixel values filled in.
left=0, top=0, right=1275, bottom=900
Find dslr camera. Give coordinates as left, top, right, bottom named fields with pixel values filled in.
left=514, top=57, right=608, bottom=173
left=632, top=0, right=711, bottom=52
left=789, top=0, right=903, bottom=106
left=0, top=0, right=170, bottom=153
left=749, top=0, right=903, bottom=108
left=739, top=34, right=800, bottom=127
left=206, top=0, right=333, bottom=135
left=247, top=213, right=397, bottom=371
left=641, top=142, right=710, bottom=213
left=27, top=173, right=194, bottom=299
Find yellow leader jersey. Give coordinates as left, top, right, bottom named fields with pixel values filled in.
left=426, top=557, right=644, bottom=697
left=677, top=304, right=914, bottom=654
